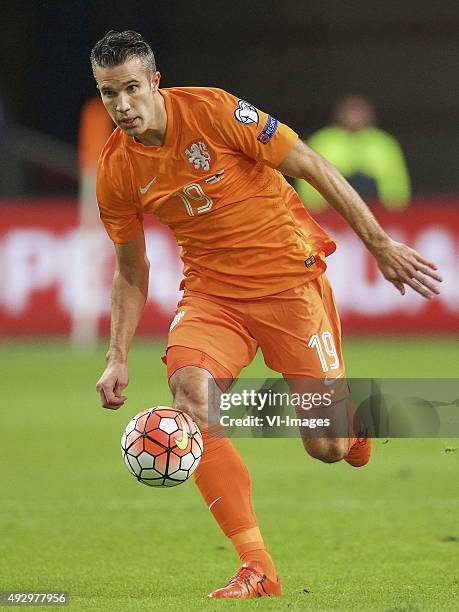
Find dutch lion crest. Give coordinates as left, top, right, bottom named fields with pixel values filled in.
left=185, top=141, right=211, bottom=172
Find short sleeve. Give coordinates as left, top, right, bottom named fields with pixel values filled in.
left=211, top=89, right=298, bottom=168
left=96, top=152, right=143, bottom=244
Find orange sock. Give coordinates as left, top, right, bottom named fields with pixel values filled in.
left=231, top=528, right=277, bottom=581
left=194, top=428, right=277, bottom=580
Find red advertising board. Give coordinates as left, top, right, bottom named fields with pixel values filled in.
left=0, top=199, right=458, bottom=335
left=318, top=203, right=459, bottom=334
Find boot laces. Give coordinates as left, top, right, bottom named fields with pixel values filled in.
left=227, top=567, right=257, bottom=587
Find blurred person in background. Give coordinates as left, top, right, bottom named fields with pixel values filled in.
left=71, top=96, right=113, bottom=349
left=295, top=95, right=411, bottom=211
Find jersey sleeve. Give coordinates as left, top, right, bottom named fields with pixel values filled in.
left=210, top=89, right=298, bottom=168
left=96, top=153, right=143, bottom=243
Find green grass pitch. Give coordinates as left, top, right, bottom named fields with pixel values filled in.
left=1, top=338, right=458, bottom=611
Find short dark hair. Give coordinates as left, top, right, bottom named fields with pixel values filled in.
left=90, top=30, right=156, bottom=76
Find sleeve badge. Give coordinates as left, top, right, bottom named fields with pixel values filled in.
left=234, top=100, right=259, bottom=126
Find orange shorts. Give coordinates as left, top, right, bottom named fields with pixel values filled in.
left=163, top=274, right=345, bottom=381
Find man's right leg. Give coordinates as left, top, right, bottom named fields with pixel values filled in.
left=163, top=291, right=281, bottom=597
left=167, top=357, right=279, bottom=597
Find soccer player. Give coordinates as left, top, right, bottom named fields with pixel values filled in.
left=92, top=31, right=442, bottom=599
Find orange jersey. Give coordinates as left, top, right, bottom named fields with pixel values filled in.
left=96, top=87, right=336, bottom=298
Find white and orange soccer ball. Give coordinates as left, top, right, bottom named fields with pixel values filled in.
left=121, top=407, right=203, bottom=487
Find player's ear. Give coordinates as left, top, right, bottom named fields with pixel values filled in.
left=151, top=71, right=161, bottom=92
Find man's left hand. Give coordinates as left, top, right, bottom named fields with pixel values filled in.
left=374, top=239, right=442, bottom=299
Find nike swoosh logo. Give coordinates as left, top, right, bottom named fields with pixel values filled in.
left=139, top=176, right=157, bottom=194
left=174, top=414, right=189, bottom=450
left=208, top=496, right=222, bottom=510
left=324, top=373, right=344, bottom=386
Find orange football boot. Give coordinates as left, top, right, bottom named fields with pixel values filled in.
left=345, top=427, right=371, bottom=467
left=208, top=562, right=281, bottom=599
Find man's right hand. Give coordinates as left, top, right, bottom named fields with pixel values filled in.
left=96, top=362, right=129, bottom=410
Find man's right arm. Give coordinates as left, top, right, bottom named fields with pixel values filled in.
left=96, top=231, right=150, bottom=410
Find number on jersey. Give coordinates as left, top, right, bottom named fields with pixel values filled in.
left=174, top=183, right=213, bottom=216
left=308, top=332, right=339, bottom=372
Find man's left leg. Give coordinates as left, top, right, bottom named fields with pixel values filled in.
left=283, top=379, right=370, bottom=468
left=247, top=275, right=370, bottom=467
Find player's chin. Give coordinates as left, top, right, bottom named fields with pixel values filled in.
left=120, top=126, right=138, bottom=136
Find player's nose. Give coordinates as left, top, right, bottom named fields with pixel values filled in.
left=116, top=93, right=131, bottom=113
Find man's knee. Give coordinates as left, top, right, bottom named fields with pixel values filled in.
left=302, top=437, right=349, bottom=463
left=169, top=366, right=212, bottom=428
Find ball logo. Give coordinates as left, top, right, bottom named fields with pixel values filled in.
left=234, top=100, right=259, bottom=126
left=174, top=414, right=189, bottom=450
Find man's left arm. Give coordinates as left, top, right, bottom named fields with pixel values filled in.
left=278, top=138, right=442, bottom=299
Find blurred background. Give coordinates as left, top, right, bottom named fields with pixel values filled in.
left=1, top=0, right=458, bottom=342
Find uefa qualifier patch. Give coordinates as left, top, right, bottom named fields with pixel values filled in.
left=257, top=115, right=278, bottom=144
left=234, top=100, right=259, bottom=125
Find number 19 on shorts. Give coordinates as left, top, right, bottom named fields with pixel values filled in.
left=308, top=332, right=340, bottom=372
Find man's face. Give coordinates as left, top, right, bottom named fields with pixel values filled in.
left=334, top=96, right=375, bottom=132
left=95, top=57, right=160, bottom=136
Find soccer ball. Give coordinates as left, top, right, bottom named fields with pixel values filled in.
left=121, top=407, right=203, bottom=487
